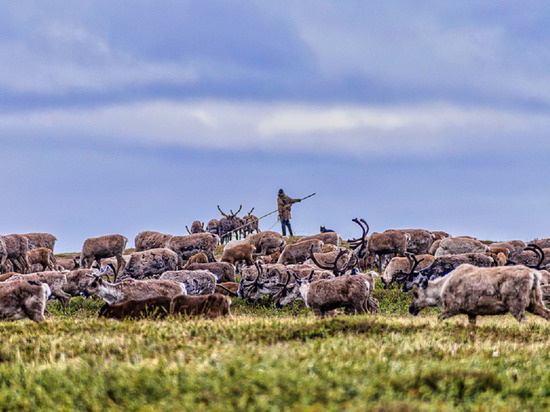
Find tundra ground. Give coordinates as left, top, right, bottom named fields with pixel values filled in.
left=0, top=285, right=549, bottom=411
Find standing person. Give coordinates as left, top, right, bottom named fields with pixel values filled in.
left=277, top=189, right=301, bottom=236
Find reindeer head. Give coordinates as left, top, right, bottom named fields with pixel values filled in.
left=346, top=218, right=369, bottom=259
left=525, top=244, right=545, bottom=269
left=309, top=245, right=357, bottom=276
left=400, top=254, right=427, bottom=292
left=273, top=271, right=300, bottom=308
left=80, top=266, right=111, bottom=298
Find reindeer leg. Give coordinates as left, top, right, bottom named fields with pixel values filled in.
left=116, top=254, right=126, bottom=282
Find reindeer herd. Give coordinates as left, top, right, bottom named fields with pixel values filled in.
left=0, top=218, right=549, bottom=325
left=185, top=205, right=260, bottom=244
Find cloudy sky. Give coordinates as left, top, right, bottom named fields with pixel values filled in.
left=2, top=1, right=549, bottom=252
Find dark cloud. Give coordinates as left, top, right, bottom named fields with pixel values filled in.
left=2, top=2, right=550, bottom=249
left=2, top=1, right=550, bottom=109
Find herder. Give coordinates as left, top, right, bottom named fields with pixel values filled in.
left=277, top=189, right=301, bottom=236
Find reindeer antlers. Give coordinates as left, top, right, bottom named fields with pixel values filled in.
left=309, top=244, right=355, bottom=276
left=525, top=243, right=545, bottom=269
left=347, top=218, right=369, bottom=248
left=217, top=205, right=228, bottom=217
left=219, top=204, right=243, bottom=218
left=231, top=205, right=243, bottom=217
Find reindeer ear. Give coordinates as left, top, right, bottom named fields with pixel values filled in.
left=421, top=278, right=429, bottom=289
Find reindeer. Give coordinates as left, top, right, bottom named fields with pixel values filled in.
left=221, top=243, right=255, bottom=266
left=134, top=231, right=173, bottom=252
left=22, top=233, right=57, bottom=252
left=528, top=238, right=550, bottom=249
left=1, top=234, right=30, bottom=274
left=367, top=229, right=410, bottom=272
left=206, top=219, right=219, bottom=236
left=409, top=264, right=550, bottom=325
left=291, top=274, right=372, bottom=318
left=159, top=270, right=217, bottom=295
left=308, top=218, right=369, bottom=276
left=507, top=243, right=544, bottom=268
left=245, top=231, right=286, bottom=256
left=434, top=237, right=489, bottom=257
left=0, top=280, right=51, bottom=322
left=119, top=248, right=179, bottom=280
left=298, top=232, right=342, bottom=247
left=165, top=233, right=219, bottom=266
left=186, top=221, right=205, bottom=234
left=183, top=253, right=209, bottom=267
left=278, top=239, right=324, bottom=265
left=80, top=234, right=128, bottom=281
left=172, top=293, right=232, bottom=318
left=184, top=262, right=236, bottom=283
left=381, top=254, right=436, bottom=288
left=486, top=246, right=510, bottom=266
left=402, top=229, right=435, bottom=255
left=237, top=263, right=289, bottom=301
left=401, top=253, right=495, bottom=292
left=98, top=296, right=171, bottom=320
left=217, top=205, right=243, bottom=243
left=431, top=231, right=451, bottom=241
left=27, top=247, right=58, bottom=272
left=56, top=255, right=80, bottom=271
left=81, top=276, right=187, bottom=304
left=242, top=208, right=260, bottom=237
left=8, top=271, right=72, bottom=307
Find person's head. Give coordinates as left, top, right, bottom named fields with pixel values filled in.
left=278, top=189, right=284, bottom=196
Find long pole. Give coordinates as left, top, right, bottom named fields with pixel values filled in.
left=223, top=193, right=316, bottom=237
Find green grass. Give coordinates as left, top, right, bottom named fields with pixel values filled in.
left=1, top=285, right=549, bottom=411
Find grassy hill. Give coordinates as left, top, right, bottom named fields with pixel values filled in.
left=1, top=284, right=549, bottom=411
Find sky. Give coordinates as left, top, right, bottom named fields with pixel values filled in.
left=2, top=1, right=550, bottom=253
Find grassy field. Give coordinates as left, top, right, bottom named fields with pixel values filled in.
left=1, top=285, right=549, bottom=411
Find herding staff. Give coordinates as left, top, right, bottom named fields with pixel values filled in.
left=224, top=193, right=316, bottom=237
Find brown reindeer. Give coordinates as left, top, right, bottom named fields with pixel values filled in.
left=134, top=231, right=173, bottom=252
left=22, top=233, right=57, bottom=251
left=221, top=243, right=255, bottom=266
left=80, top=234, right=128, bottom=280
left=186, top=221, right=205, bottom=234
left=165, top=233, right=219, bottom=266
left=242, top=208, right=260, bottom=237
left=172, top=293, right=232, bottom=318
left=246, top=231, right=286, bottom=256
left=217, top=205, right=243, bottom=243
left=184, top=262, right=236, bottom=283
left=184, top=253, right=209, bottom=267
left=1, top=234, right=30, bottom=274
left=98, top=296, right=172, bottom=320
left=28, top=247, right=58, bottom=272
left=277, top=239, right=323, bottom=265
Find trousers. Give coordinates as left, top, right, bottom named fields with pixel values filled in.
left=281, top=219, right=293, bottom=236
